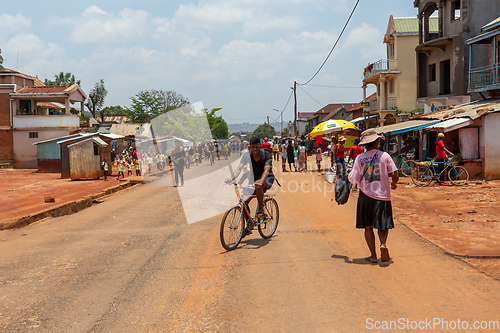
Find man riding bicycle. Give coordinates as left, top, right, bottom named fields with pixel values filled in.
left=225, top=137, right=275, bottom=235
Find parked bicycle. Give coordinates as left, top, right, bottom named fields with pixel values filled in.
left=412, top=158, right=469, bottom=186
left=393, top=152, right=417, bottom=177
left=220, top=181, right=279, bottom=251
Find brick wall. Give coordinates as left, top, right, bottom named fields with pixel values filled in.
left=0, top=130, right=14, bottom=160
left=0, top=93, right=11, bottom=127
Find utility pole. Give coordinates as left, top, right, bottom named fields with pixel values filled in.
left=293, top=81, right=297, bottom=141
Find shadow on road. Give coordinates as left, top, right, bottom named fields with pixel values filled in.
left=331, top=254, right=393, bottom=267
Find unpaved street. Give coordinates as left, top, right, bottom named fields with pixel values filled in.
left=1, top=164, right=499, bottom=332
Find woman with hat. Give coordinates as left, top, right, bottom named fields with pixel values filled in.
left=436, top=132, right=454, bottom=185
left=333, top=136, right=347, bottom=174
left=348, top=129, right=399, bottom=263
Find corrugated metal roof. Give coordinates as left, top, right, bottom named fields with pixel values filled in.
left=33, top=133, right=83, bottom=145
left=100, top=133, right=125, bottom=140
left=67, top=137, right=108, bottom=148
left=413, top=99, right=500, bottom=121
left=426, top=118, right=473, bottom=132
left=374, top=120, right=440, bottom=135
left=482, top=16, right=500, bottom=32
left=394, top=17, right=438, bottom=33
left=16, top=85, right=75, bottom=94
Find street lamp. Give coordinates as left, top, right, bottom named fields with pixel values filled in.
left=272, top=108, right=283, bottom=135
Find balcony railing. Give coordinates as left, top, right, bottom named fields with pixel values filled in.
left=468, top=63, right=500, bottom=93
left=13, top=115, right=80, bottom=129
left=363, top=59, right=398, bottom=81
left=367, top=97, right=397, bottom=111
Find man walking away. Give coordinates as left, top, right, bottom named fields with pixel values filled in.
left=348, top=129, right=399, bottom=263
left=173, top=140, right=186, bottom=187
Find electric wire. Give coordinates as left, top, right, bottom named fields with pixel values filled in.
left=299, top=0, right=360, bottom=86
left=298, top=85, right=324, bottom=108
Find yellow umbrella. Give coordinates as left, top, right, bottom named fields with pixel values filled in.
left=309, top=119, right=355, bottom=137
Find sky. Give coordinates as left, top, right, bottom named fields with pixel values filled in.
left=0, top=0, right=418, bottom=125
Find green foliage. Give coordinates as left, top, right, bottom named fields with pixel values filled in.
left=44, top=72, right=81, bottom=86
left=205, top=108, right=228, bottom=140
left=85, top=79, right=108, bottom=119
left=252, top=123, right=276, bottom=140
left=101, top=105, right=126, bottom=117
left=283, top=127, right=289, bottom=137
left=124, top=89, right=190, bottom=123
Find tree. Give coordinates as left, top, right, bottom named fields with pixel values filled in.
left=205, top=108, right=228, bottom=140
left=150, top=89, right=190, bottom=113
left=100, top=105, right=126, bottom=117
left=252, top=123, right=276, bottom=140
left=44, top=72, right=81, bottom=86
left=283, top=127, right=290, bottom=137
left=124, top=89, right=190, bottom=123
left=85, top=79, right=108, bottom=120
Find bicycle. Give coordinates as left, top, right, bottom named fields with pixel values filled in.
left=393, top=153, right=417, bottom=177
left=220, top=181, right=279, bottom=251
left=411, top=158, right=469, bottom=186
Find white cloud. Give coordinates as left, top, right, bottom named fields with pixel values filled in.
left=0, top=14, right=31, bottom=35
left=70, top=6, right=156, bottom=44
left=341, top=22, right=385, bottom=60
left=5, top=34, right=64, bottom=58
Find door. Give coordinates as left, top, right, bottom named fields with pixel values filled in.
left=459, top=127, right=479, bottom=159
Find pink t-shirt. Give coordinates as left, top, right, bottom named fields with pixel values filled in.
left=315, top=147, right=322, bottom=161
left=348, top=149, right=397, bottom=201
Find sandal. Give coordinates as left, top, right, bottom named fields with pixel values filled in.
left=365, top=257, right=378, bottom=264
left=380, top=247, right=391, bottom=262
left=255, top=211, right=268, bottom=219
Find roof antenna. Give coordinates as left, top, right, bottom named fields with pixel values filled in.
left=0, top=48, right=4, bottom=71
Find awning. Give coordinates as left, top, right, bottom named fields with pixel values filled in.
left=425, top=118, right=473, bottom=132
left=374, top=120, right=440, bottom=135
left=351, top=114, right=379, bottom=124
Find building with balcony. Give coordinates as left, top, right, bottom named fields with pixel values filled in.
left=0, top=67, right=86, bottom=168
left=362, top=16, right=430, bottom=126
left=467, top=16, right=500, bottom=96
left=414, top=0, right=500, bottom=112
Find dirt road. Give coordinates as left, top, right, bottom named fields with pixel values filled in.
left=0, top=162, right=499, bottom=332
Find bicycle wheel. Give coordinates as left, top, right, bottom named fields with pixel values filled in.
left=412, top=165, right=434, bottom=186
left=258, top=198, right=279, bottom=239
left=401, top=160, right=416, bottom=177
left=220, top=206, right=245, bottom=251
left=448, top=166, right=469, bottom=186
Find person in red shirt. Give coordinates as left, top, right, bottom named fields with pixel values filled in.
left=261, top=137, right=272, bottom=151
left=436, top=132, right=454, bottom=184
left=333, top=136, right=347, bottom=174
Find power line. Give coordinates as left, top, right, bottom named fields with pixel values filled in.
left=299, top=0, right=360, bottom=86
left=298, top=85, right=324, bottom=108
left=305, top=84, right=362, bottom=89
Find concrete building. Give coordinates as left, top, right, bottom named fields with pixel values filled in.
left=362, top=16, right=429, bottom=125
left=0, top=65, right=87, bottom=168
left=414, top=0, right=500, bottom=112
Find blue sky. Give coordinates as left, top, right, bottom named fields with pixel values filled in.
left=0, top=0, right=417, bottom=124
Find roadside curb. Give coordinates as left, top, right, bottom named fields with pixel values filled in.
left=0, top=179, right=144, bottom=231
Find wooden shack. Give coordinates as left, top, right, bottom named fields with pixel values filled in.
left=60, top=136, right=107, bottom=180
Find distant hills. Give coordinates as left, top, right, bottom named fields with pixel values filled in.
left=228, top=121, right=285, bottom=134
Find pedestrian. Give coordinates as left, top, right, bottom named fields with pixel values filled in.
left=436, top=132, right=454, bottom=185
left=347, top=138, right=365, bottom=192
left=273, top=141, right=280, bottom=161
left=348, top=129, right=399, bottom=263
left=281, top=140, right=287, bottom=172
left=315, top=143, right=322, bottom=172
left=333, top=136, right=347, bottom=174
left=116, top=155, right=126, bottom=180
left=147, top=155, right=153, bottom=174
left=127, top=159, right=134, bottom=177
left=134, top=158, right=141, bottom=176
left=329, top=138, right=337, bottom=171
left=172, top=140, right=185, bottom=187
left=287, top=140, right=296, bottom=172
left=261, top=137, right=272, bottom=151
left=101, top=158, right=109, bottom=181
left=297, top=141, right=307, bottom=172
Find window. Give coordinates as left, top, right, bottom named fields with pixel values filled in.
left=19, top=100, right=32, bottom=114
left=429, top=64, right=436, bottom=82
left=451, top=0, right=461, bottom=21
left=29, top=132, right=38, bottom=139
left=94, top=144, right=100, bottom=156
